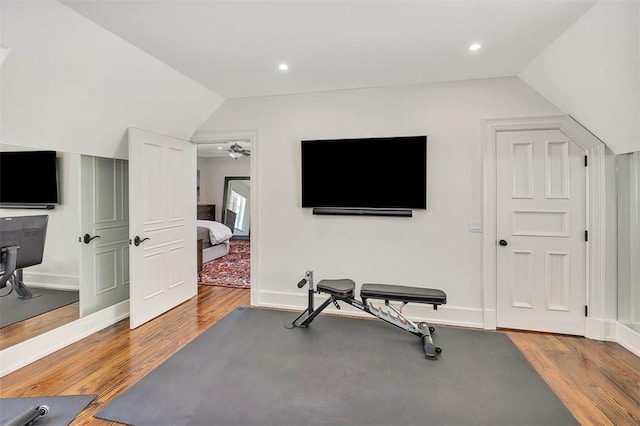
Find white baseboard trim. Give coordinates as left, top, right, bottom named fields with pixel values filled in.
left=257, top=291, right=639, bottom=359
left=256, top=290, right=484, bottom=329
left=23, top=272, right=79, bottom=291
left=2, top=292, right=634, bottom=379
left=0, top=300, right=129, bottom=377
left=586, top=317, right=618, bottom=341
left=615, top=322, right=640, bottom=357
left=483, top=309, right=497, bottom=330
left=26, top=283, right=79, bottom=291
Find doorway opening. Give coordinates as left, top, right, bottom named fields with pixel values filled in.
left=193, top=133, right=256, bottom=296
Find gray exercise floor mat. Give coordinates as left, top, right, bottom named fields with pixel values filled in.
left=0, top=289, right=79, bottom=328
left=96, top=307, right=578, bottom=426
left=0, top=394, right=96, bottom=426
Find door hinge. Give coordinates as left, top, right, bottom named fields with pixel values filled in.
left=585, top=230, right=589, bottom=242
left=585, top=305, right=588, bottom=317
left=584, top=155, right=588, bottom=167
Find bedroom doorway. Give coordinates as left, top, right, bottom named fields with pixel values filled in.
left=193, top=136, right=254, bottom=294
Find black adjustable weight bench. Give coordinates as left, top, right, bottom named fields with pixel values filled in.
left=287, top=271, right=447, bottom=358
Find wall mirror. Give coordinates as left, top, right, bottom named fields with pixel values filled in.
left=0, top=143, right=130, bottom=351
left=617, top=151, right=640, bottom=333
left=221, top=176, right=250, bottom=239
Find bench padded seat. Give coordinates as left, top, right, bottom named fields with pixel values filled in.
left=360, top=283, right=447, bottom=305
left=317, top=279, right=356, bottom=297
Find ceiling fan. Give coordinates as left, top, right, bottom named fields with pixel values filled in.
left=228, top=143, right=250, bottom=159
left=227, top=143, right=251, bottom=160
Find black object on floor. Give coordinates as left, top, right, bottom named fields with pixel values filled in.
left=96, top=308, right=578, bottom=426
left=0, top=288, right=78, bottom=328
left=0, top=395, right=95, bottom=426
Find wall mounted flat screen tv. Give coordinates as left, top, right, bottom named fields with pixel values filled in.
left=0, top=151, right=59, bottom=206
left=301, top=136, right=427, bottom=209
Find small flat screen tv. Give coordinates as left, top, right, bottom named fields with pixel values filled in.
left=301, top=136, right=427, bottom=209
left=0, top=151, right=59, bottom=206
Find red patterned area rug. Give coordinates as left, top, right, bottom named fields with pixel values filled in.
left=199, top=240, right=250, bottom=289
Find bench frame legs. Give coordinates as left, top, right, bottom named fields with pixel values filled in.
left=287, top=272, right=441, bottom=358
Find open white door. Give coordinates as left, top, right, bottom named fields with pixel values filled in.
left=128, top=128, right=197, bottom=329
left=79, top=155, right=130, bottom=317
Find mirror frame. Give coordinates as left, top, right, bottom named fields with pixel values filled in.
left=221, top=176, right=250, bottom=239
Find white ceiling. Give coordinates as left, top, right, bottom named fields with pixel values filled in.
left=197, top=141, right=251, bottom=157
left=61, top=1, right=595, bottom=99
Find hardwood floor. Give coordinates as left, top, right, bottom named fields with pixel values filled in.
left=506, top=330, right=640, bottom=425
left=1, top=286, right=638, bottom=425
left=0, top=301, right=80, bottom=350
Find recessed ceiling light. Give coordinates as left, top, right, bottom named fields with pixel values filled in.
left=468, top=43, right=482, bottom=52
left=218, top=146, right=222, bottom=149
left=278, top=63, right=289, bottom=71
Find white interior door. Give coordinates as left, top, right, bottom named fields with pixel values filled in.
left=128, top=128, right=197, bottom=329
left=79, top=155, right=130, bottom=317
left=496, top=130, right=586, bottom=335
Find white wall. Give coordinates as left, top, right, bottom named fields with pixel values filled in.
left=0, top=145, right=80, bottom=289
left=0, top=0, right=6, bottom=59
left=520, top=1, right=640, bottom=155
left=197, top=77, right=564, bottom=325
left=197, top=156, right=250, bottom=222
left=0, top=0, right=224, bottom=159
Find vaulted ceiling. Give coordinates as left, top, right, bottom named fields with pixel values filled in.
left=61, top=1, right=596, bottom=99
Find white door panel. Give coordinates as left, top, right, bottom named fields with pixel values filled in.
left=80, top=156, right=130, bottom=317
left=496, top=130, right=586, bottom=335
left=129, top=128, right=196, bottom=329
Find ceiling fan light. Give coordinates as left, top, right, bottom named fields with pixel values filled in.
left=468, top=43, right=482, bottom=51
left=229, top=151, right=242, bottom=159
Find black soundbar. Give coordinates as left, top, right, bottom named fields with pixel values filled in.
left=0, top=204, right=56, bottom=210
left=312, top=208, right=412, bottom=217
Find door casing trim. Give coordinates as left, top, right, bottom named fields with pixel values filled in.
left=482, top=115, right=606, bottom=339
left=191, top=130, right=259, bottom=305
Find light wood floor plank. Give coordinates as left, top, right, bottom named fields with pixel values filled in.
left=506, top=330, right=640, bottom=425
left=1, top=286, right=638, bottom=425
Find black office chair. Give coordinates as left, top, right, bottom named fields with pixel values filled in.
left=0, top=215, right=48, bottom=299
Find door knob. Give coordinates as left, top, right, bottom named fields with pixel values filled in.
left=499, top=239, right=508, bottom=246
left=133, top=236, right=150, bottom=247
left=83, top=234, right=101, bottom=244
